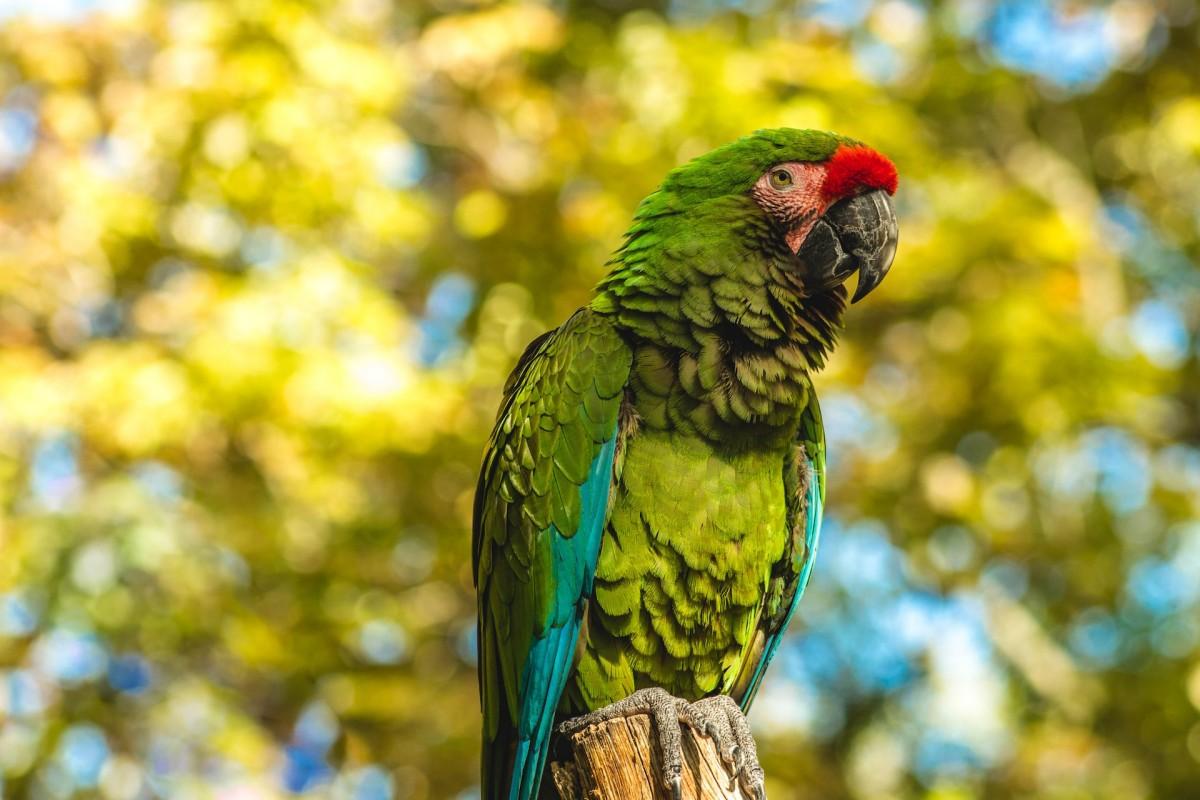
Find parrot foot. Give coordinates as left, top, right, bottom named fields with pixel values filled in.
left=683, top=695, right=766, bottom=800
left=557, top=688, right=689, bottom=798
left=556, top=688, right=766, bottom=800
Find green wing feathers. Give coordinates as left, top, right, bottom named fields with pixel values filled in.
left=473, top=309, right=631, bottom=800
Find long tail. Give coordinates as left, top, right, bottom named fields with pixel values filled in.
left=482, top=730, right=514, bottom=800
left=483, top=619, right=578, bottom=799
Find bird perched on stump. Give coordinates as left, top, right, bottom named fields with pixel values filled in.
left=473, top=128, right=900, bottom=800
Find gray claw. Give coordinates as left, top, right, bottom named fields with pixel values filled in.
left=683, top=695, right=768, bottom=799
left=557, top=688, right=690, bottom=798
left=558, top=690, right=768, bottom=799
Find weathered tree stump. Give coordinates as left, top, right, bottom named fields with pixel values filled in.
left=548, top=713, right=754, bottom=800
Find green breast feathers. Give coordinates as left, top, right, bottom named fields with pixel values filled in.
left=568, top=424, right=805, bottom=710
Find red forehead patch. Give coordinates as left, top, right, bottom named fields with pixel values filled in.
left=821, top=145, right=898, bottom=201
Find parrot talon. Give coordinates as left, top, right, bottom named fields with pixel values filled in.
left=556, top=688, right=689, bottom=797
left=680, top=695, right=767, bottom=799
left=556, top=689, right=769, bottom=797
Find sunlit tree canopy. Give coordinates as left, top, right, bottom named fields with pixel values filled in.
left=1, top=0, right=1199, bottom=798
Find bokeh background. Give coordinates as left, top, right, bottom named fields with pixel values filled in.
left=1, top=0, right=1199, bottom=798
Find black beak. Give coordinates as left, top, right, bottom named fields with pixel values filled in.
left=795, top=189, right=898, bottom=304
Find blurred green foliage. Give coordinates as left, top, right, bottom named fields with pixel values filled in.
left=1, top=0, right=1199, bottom=798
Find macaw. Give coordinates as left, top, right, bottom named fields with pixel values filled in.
left=473, top=128, right=899, bottom=800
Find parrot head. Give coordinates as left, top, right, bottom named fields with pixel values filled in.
left=593, top=129, right=901, bottom=429
left=641, top=128, right=899, bottom=304
left=749, top=136, right=898, bottom=303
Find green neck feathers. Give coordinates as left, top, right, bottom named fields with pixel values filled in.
left=592, top=193, right=846, bottom=445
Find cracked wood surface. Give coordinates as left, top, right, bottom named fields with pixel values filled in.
left=548, top=713, right=754, bottom=800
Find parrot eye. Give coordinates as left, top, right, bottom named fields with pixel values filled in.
left=769, top=168, right=794, bottom=190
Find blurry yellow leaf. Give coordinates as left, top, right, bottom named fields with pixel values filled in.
left=42, top=92, right=100, bottom=143
left=223, top=615, right=288, bottom=668
left=454, top=189, right=507, bottom=239
left=1187, top=662, right=1200, bottom=712
left=920, top=453, right=975, bottom=515
left=1162, top=97, right=1200, bottom=153
left=419, top=3, right=564, bottom=85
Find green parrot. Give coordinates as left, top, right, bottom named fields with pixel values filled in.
left=473, top=128, right=899, bottom=799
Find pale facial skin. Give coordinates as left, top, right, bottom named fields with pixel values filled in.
left=749, top=148, right=899, bottom=303
left=749, top=161, right=830, bottom=253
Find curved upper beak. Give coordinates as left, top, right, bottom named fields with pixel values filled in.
left=795, top=189, right=898, bottom=304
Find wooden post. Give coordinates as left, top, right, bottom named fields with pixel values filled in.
left=548, top=713, right=755, bottom=800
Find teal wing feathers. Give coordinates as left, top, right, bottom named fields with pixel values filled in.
left=473, top=309, right=631, bottom=800
left=740, top=394, right=826, bottom=710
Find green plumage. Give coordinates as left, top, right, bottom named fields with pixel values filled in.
left=476, top=129, right=860, bottom=800
left=473, top=309, right=631, bottom=798
left=571, top=429, right=797, bottom=706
